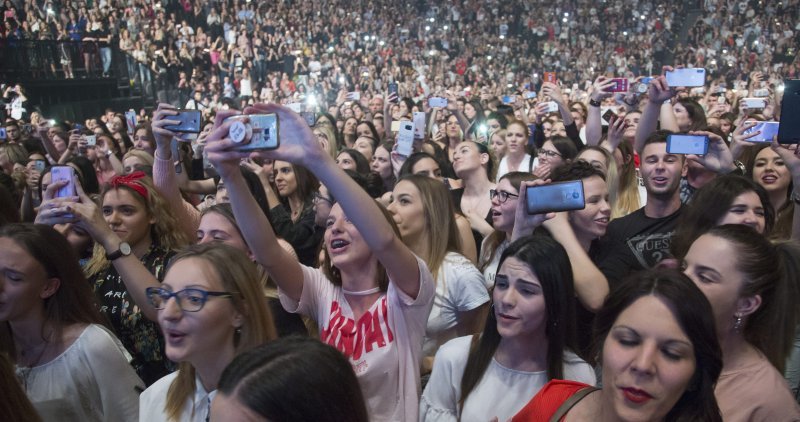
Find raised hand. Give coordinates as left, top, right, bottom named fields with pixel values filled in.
left=511, top=179, right=555, bottom=241
left=686, top=130, right=735, bottom=173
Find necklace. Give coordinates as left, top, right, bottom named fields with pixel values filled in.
left=342, top=286, right=381, bottom=296
left=15, top=339, right=52, bottom=390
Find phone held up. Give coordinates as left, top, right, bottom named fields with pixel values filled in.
left=51, top=165, right=77, bottom=198
left=225, top=114, right=280, bottom=151
left=666, top=134, right=709, bottom=155
left=526, top=180, right=586, bottom=214
left=164, top=109, right=202, bottom=133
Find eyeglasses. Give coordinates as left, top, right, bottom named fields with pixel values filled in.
left=489, top=189, right=519, bottom=203
left=538, top=149, right=562, bottom=158
left=313, top=191, right=333, bottom=206
left=145, top=287, right=233, bottom=312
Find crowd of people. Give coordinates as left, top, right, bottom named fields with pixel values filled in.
left=1, top=0, right=800, bottom=422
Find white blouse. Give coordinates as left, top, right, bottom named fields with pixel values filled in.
left=140, top=371, right=216, bottom=422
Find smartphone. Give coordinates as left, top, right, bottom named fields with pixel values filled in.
left=743, top=121, right=780, bottom=143
left=665, top=68, right=706, bottom=87
left=413, top=111, right=426, bottom=139
left=753, top=88, right=769, bottom=98
left=635, top=77, right=654, bottom=94
left=501, top=95, right=516, bottom=105
left=543, top=101, right=559, bottom=113
left=606, top=78, right=629, bottom=93
left=526, top=180, right=585, bottom=214
left=22, top=124, right=33, bottom=134
left=0, top=128, right=6, bottom=141
left=125, top=110, right=137, bottom=134
left=778, top=79, right=800, bottom=143
left=396, top=120, right=415, bottom=156
left=51, top=165, right=77, bottom=198
left=742, top=98, right=766, bottom=110
left=33, top=159, right=46, bottom=173
left=300, top=111, right=316, bottom=126
left=73, top=123, right=85, bottom=132
left=524, top=91, right=537, bottom=99
left=390, top=121, right=401, bottom=132
left=164, top=109, right=202, bottom=133
left=543, top=72, right=557, bottom=83
left=225, top=114, right=280, bottom=151
left=717, top=95, right=726, bottom=104
left=346, top=91, right=361, bottom=101
left=85, top=135, right=97, bottom=146
left=388, top=82, right=399, bottom=102
left=602, top=109, right=618, bottom=124
left=428, top=97, right=448, bottom=108
left=666, top=134, right=709, bottom=155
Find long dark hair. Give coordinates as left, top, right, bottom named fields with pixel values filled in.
left=217, top=337, right=369, bottom=422
left=594, top=269, right=722, bottom=422
left=671, top=175, right=774, bottom=259
left=459, top=235, right=575, bottom=412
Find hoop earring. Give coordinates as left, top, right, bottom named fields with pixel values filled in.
left=733, top=313, right=743, bottom=332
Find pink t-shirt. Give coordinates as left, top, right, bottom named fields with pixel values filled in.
left=279, top=256, right=435, bottom=422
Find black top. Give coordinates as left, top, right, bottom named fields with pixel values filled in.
left=270, top=202, right=323, bottom=267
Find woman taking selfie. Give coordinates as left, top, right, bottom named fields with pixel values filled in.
left=205, top=103, right=436, bottom=421
left=682, top=225, right=800, bottom=419
left=387, top=175, right=489, bottom=371
left=512, top=269, right=723, bottom=422
left=139, top=243, right=276, bottom=421
left=420, top=236, right=595, bottom=421
left=0, top=224, right=143, bottom=420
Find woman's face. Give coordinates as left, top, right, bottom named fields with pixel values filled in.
left=398, top=101, right=410, bottom=117
left=538, top=140, right=565, bottom=168
left=197, top=212, right=249, bottom=253
left=683, top=233, right=752, bottom=336
left=51, top=131, right=67, bottom=153
left=273, top=161, right=298, bottom=198
left=371, top=146, right=392, bottom=180
left=343, top=118, right=357, bottom=135
left=719, top=119, right=733, bottom=135
left=134, top=128, right=155, bottom=155
left=490, top=178, right=520, bottom=233
left=623, top=112, right=641, bottom=140
left=716, top=191, right=766, bottom=234
left=412, top=157, right=443, bottom=180
left=356, top=123, right=373, bottom=138
left=111, top=116, right=124, bottom=133
left=577, top=149, right=609, bottom=176
left=505, top=123, right=527, bottom=157
left=493, top=257, right=547, bottom=340
left=122, top=156, right=148, bottom=175
left=752, top=147, right=790, bottom=197
left=490, top=133, right=507, bottom=159
left=445, top=116, right=460, bottom=138
left=452, top=142, right=485, bottom=177
left=464, top=103, right=477, bottom=120
left=313, top=184, right=333, bottom=228
left=54, top=223, right=93, bottom=258
left=159, top=258, right=242, bottom=366
left=387, top=180, right=426, bottom=242
left=336, top=152, right=359, bottom=172
left=672, top=103, right=691, bottom=132
left=0, top=237, right=59, bottom=322
left=102, top=188, right=154, bottom=250
left=324, top=203, right=371, bottom=269
left=601, top=295, right=696, bottom=422
left=353, top=137, right=374, bottom=163
left=569, top=176, right=611, bottom=242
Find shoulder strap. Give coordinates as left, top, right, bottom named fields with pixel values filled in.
left=549, top=386, right=599, bottom=422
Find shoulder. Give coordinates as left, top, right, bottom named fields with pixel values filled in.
left=141, top=371, right=179, bottom=404
left=435, top=335, right=474, bottom=364
left=562, top=351, right=597, bottom=385
left=719, top=355, right=800, bottom=419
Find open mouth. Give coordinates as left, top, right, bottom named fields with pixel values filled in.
left=761, top=175, right=777, bottom=183
left=330, top=239, right=350, bottom=251
left=165, top=329, right=187, bottom=344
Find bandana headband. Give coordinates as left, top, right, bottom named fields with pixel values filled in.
left=109, top=171, right=148, bottom=199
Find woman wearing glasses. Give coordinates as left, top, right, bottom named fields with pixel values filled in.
left=139, top=243, right=276, bottom=422
left=534, top=137, right=577, bottom=180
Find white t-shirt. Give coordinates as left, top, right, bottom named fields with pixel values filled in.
left=279, top=256, right=435, bottom=422
left=419, top=335, right=596, bottom=422
left=496, top=154, right=536, bottom=181
left=480, top=237, right=509, bottom=289
left=140, top=371, right=216, bottom=422
left=423, top=252, right=489, bottom=358
left=17, top=324, right=142, bottom=422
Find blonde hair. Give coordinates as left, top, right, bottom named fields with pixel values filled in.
left=164, top=243, right=277, bottom=421
left=122, top=149, right=155, bottom=168
left=577, top=146, right=621, bottom=220
left=314, top=123, right=339, bottom=160
left=614, top=141, right=641, bottom=218
left=84, top=175, right=191, bottom=276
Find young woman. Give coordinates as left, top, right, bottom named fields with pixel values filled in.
left=133, top=123, right=156, bottom=156
left=750, top=144, right=793, bottom=239
left=420, top=236, right=595, bottom=421
left=335, top=149, right=370, bottom=175
left=576, top=146, right=620, bottom=217
left=270, top=160, right=323, bottom=266
left=212, top=337, right=369, bottom=422
left=371, top=141, right=395, bottom=192
left=534, top=137, right=577, bottom=180
left=313, top=124, right=339, bottom=160
left=139, top=243, right=276, bottom=422
left=671, top=175, right=773, bottom=259
left=452, top=141, right=496, bottom=238
left=496, top=121, right=535, bottom=180
left=205, top=103, right=436, bottom=421
left=388, top=175, right=489, bottom=371
left=0, top=224, right=143, bottom=420
left=489, top=129, right=508, bottom=163
left=512, top=269, right=723, bottom=422
left=682, top=225, right=800, bottom=419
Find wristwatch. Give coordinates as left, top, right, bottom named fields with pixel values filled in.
left=727, top=160, right=746, bottom=176
left=106, top=242, right=132, bottom=261
left=589, top=98, right=601, bottom=107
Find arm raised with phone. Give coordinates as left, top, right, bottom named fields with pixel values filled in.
left=205, top=103, right=424, bottom=301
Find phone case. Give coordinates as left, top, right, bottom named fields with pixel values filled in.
left=778, top=79, right=800, bottom=143
left=165, top=110, right=202, bottom=133
left=226, top=114, right=280, bottom=151
left=396, top=120, right=415, bottom=156
left=744, top=122, right=780, bottom=143
left=51, top=166, right=76, bottom=198
left=526, top=180, right=585, bottom=214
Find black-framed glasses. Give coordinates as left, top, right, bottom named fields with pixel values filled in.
left=489, top=189, right=519, bottom=203
left=538, top=149, right=563, bottom=158
left=313, top=191, right=333, bottom=206
left=145, top=287, right=233, bottom=312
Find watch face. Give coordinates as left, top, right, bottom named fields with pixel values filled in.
left=120, top=242, right=132, bottom=255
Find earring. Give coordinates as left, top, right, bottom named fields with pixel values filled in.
left=733, top=313, right=743, bottom=332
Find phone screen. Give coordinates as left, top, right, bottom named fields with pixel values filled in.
left=526, top=180, right=585, bottom=214
left=666, top=134, right=709, bottom=155
left=665, top=68, right=706, bottom=87
left=744, top=122, right=780, bottom=143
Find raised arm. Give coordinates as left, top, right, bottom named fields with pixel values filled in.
left=770, top=139, right=800, bottom=241
left=585, top=77, right=615, bottom=146
left=634, top=75, right=675, bottom=154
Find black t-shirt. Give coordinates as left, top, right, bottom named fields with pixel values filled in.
left=594, top=206, right=683, bottom=289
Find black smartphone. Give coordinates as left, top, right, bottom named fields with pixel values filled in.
left=778, top=79, right=800, bottom=143
left=526, top=180, right=585, bottom=214
left=164, top=109, right=202, bottom=133
left=602, top=109, right=618, bottom=124
left=388, top=82, right=399, bottom=103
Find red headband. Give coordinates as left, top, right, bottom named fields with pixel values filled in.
left=109, top=171, right=148, bottom=199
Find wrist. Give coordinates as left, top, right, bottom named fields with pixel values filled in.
left=155, top=147, right=172, bottom=160
left=589, top=98, right=601, bottom=107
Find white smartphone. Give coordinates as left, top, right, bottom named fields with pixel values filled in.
left=544, top=101, right=559, bottom=113
left=413, top=112, right=426, bottom=139
left=428, top=97, right=447, bottom=108
left=666, top=134, right=709, bottom=155
left=665, top=68, right=706, bottom=87
left=396, top=120, right=415, bottom=156
left=742, top=98, right=767, bottom=109
left=51, top=165, right=77, bottom=198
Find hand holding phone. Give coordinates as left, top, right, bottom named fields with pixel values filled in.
left=164, top=109, right=202, bottom=133
left=428, top=97, right=447, bottom=108
left=526, top=180, right=585, bottom=214
left=605, top=78, right=629, bottom=93
left=51, top=165, right=77, bottom=198
left=225, top=114, right=280, bottom=151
